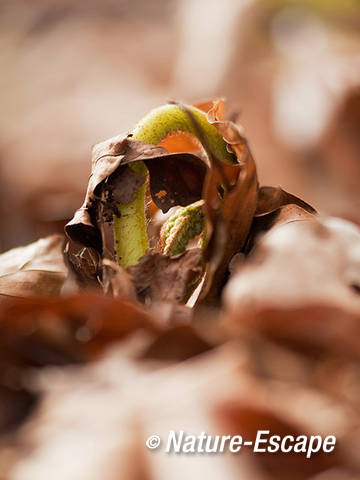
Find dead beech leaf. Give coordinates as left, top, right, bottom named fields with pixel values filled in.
left=0, top=292, right=158, bottom=438
left=225, top=217, right=360, bottom=315
left=6, top=343, right=258, bottom=480
left=244, top=204, right=317, bottom=255
left=101, top=258, right=137, bottom=300
left=255, top=185, right=316, bottom=217
left=2, top=290, right=360, bottom=479
left=195, top=100, right=258, bottom=303
left=128, top=249, right=204, bottom=304
left=0, top=235, right=67, bottom=301
left=6, top=331, right=357, bottom=480
left=226, top=305, right=360, bottom=360
left=64, top=240, right=102, bottom=291
left=0, top=293, right=158, bottom=365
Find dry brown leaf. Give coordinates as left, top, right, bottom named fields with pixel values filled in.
left=0, top=293, right=159, bottom=440
left=128, top=248, right=204, bottom=304
left=0, top=293, right=158, bottom=364
left=0, top=289, right=359, bottom=479
left=244, top=203, right=317, bottom=255
left=224, top=217, right=360, bottom=315
left=63, top=240, right=102, bottom=291
left=225, top=305, right=360, bottom=360
left=64, top=100, right=319, bottom=309
left=101, top=258, right=137, bottom=300
left=5, top=334, right=358, bottom=480
left=0, top=235, right=67, bottom=301
left=3, top=344, right=256, bottom=480
left=196, top=99, right=258, bottom=303
left=255, top=186, right=316, bottom=217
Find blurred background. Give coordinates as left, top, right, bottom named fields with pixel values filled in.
left=1, top=0, right=360, bottom=251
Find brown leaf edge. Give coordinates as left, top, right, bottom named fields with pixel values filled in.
left=242, top=186, right=317, bottom=255
left=194, top=101, right=318, bottom=304
left=244, top=203, right=317, bottom=255
left=193, top=99, right=259, bottom=304
left=255, top=185, right=317, bottom=217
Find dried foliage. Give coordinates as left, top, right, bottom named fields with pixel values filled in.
left=198, top=100, right=258, bottom=303
left=225, top=216, right=360, bottom=315
left=0, top=235, right=67, bottom=302
left=1, top=292, right=359, bottom=480
left=1, top=99, right=360, bottom=480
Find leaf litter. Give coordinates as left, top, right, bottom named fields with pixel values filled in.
left=0, top=100, right=359, bottom=480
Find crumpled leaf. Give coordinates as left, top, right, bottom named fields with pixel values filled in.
left=128, top=248, right=204, bottom=304
left=4, top=346, right=248, bottom=480
left=65, top=134, right=206, bottom=250
left=0, top=235, right=68, bottom=301
left=196, top=99, right=258, bottom=303
left=63, top=240, right=102, bottom=292
left=101, top=258, right=137, bottom=300
left=64, top=99, right=318, bottom=307
left=1, top=263, right=360, bottom=480
left=64, top=133, right=207, bottom=294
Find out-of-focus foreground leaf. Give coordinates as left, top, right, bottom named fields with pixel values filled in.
left=224, top=216, right=360, bottom=315
left=0, top=293, right=158, bottom=439
left=1, top=291, right=359, bottom=480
